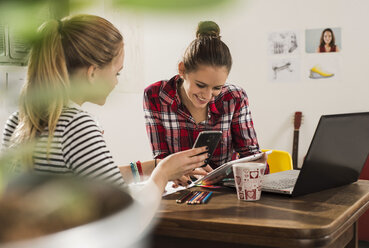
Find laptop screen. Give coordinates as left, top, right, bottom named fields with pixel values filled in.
left=292, top=112, right=369, bottom=196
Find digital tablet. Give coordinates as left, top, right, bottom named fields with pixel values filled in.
left=191, top=150, right=272, bottom=186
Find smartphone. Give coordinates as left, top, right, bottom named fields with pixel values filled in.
left=192, top=131, right=222, bottom=157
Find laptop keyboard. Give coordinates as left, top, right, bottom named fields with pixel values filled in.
left=263, top=177, right=297, bottom=189
left=262, top=169, right=300, bottom=191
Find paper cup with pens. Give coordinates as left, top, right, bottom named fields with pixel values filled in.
left=232, top=162, right=266, bottom=201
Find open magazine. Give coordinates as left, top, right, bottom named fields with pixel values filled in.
left=190, top=151, right=272, bottom=186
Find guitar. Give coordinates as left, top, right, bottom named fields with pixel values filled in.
left=292, top=111, right=302, bottom=169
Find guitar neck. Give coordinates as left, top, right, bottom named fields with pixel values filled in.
left=292, top=129, right=299, bottom=169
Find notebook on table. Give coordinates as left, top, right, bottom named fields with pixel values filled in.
left=223, top=112, right=369, bottom=197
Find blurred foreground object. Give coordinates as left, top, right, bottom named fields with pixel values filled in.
left=0, top=174, right=133, bottom=246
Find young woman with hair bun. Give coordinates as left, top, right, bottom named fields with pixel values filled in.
left=144, top=21, right=269, bottom=187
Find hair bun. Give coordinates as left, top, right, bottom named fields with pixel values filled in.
left=196, top=21, right=220, bottom=39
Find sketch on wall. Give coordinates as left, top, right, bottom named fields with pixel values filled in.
left=268, top=30, right=300, bottom=82
left=269, top=58, right=300, bottom=82
left=268, top=31, right=299, bottom=55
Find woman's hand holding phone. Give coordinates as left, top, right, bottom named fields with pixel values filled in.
left=167, top=131, right=222, bottom=188
left=171, top=165, right=213, bottom=188
left=151, top=146, right=209, bottom=192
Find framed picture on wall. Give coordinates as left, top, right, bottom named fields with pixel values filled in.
left=305, top=27, right=342, bottom=53
left=304, top=55, right=341, bottom=81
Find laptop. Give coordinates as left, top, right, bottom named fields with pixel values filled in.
left=258, top=112, right=369, bottom=196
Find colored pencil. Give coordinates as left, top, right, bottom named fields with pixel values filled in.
left=176, top=191, right=192, bottom=203
left=188, top=191, right=201, bottom=204
left=201, top=192, right=213, bottom=204
left=186, top=191, right=200, bottom=204
left=197, top=191, right=210, bottom=204
left=191, top=191, right=205, bottom=205
left=180, top=191, right=195, bottom=204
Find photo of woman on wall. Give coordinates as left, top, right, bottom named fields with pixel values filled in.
left=316, top=28, right=340, bottom=53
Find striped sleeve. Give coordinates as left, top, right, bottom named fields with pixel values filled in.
left=61, top=111, right=125, bottom=187
left=1, top=112, right=19, bottom=150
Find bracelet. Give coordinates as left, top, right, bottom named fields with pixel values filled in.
left=154, top=158, right=157, bottom=167
left=136, top=160, right=143, bottom=178
left=130, top=162, right=139, bottom=183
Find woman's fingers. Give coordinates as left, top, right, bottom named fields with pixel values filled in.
left=190, top=168, right=208, bottom=176
left=172, top=179, right=183, bottom=188
left=203, top=174, right=225, bottom=185
left=201, top=164, right=213, bottom=172
left=181, top=146, right=208, bottom=157
left=173, top=175, right=192, bottom=187
left=185, top=160, right=208, bottom=172
left=158, top=146, right=210, bottom=183
left=185, top=168, right=208, bottom=181
left=187, top=152, right=209, bottom=165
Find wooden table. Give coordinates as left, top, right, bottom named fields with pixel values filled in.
left=151, top=180, right=369, bottom=248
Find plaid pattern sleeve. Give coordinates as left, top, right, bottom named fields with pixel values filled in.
left=143, top=81, right=170, bottom=159
left=229, top=86, right=260, bottom=157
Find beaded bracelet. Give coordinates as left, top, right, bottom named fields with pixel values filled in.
left=136, top=160, right=143, bottom=178
left=130, top=162, right=140, bottom=183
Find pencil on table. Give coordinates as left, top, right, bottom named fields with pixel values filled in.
left=191, top=191, right=205, bottom=205
left=176, top=191, right=192, bottom=203
left=201, top=192, right=213, bottom=204
left=178, top=191, right=195, bottom=204
left=186, top=191, right=200, bottom=204
left=197, top=191, right=209, bottom=204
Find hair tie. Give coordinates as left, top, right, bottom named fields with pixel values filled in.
left=57, top=20, right=63, bottom=34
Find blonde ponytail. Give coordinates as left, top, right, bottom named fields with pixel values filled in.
left=12, top=19, right=69, bottom=169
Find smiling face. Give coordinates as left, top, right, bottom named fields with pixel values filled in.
left=323, top=30, right=332, bottom=45
left=179, top=63, right=228, bottom=110
left=90, top=44, right=124, bottom=105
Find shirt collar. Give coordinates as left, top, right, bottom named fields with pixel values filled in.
left=158, top=75, right=180, bottom=112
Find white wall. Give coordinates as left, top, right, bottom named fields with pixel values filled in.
left=2, top=0, right=369, bottom=168
left=104, top=0, right=369, bottom=167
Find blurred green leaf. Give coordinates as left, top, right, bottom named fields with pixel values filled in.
left=113, top=0, right=234, bottom=11
left=0, top=0, right=50, bottom=43
left=0, top=141, right=35, bottom=196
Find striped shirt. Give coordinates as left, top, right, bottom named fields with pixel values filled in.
left=143, top=75, right=269, bottom=173
left=1, top=106, right=125, bottom=187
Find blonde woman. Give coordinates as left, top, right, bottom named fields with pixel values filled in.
left=1, top=15, right=208, bottom=217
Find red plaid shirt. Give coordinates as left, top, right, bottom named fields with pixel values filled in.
left=143, top=75, right=269, bottom=173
